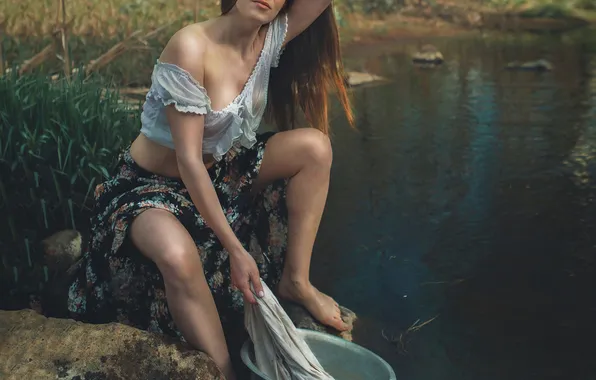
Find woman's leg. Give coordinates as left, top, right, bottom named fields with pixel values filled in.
left=129, top=209, right=236, bottom=380
left=253, top=128, right=349, bottom=331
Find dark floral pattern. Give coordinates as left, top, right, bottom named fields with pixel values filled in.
left=67, top=132, right=288, bottom=339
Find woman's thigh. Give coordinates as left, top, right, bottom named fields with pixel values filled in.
left=129, top=208, right=204, bottom=282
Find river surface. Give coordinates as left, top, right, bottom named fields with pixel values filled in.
left=310, top=28, right=596, bottom=380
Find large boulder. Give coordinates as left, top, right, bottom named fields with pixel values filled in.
left=33, top=230, right=358, bottom=379
left=0, top=309, right=224, bottom=380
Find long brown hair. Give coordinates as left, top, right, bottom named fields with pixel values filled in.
left=221, top=0, right=354, bottom=134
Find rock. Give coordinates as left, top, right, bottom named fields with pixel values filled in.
left=505, top=59, right=554, bottom=71
left=281, top=301, right=357, bottom=342
left=42, top=229, right=83, bottom=274
left=345, top=71, right=387, bottom=87
left=465, top=11, right=483, bottom=28
left=413, top=44, right=444, bottom=64
left=0, top=309, right=224, bottom=380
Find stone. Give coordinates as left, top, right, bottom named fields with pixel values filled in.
left=413, top=47, right=444, bottom=63
left=281, top=301, right=357, bottom=342
left=505, top=59, right=554, bottom=71
left=412, top=44, right=444, bottom=65
left=345, top=71, right=387, bottom=87
left=466, top=11, right=483, bottom=28
left=0, top=309, right=224, bottom=380
left=42, top=230, right=83, bottom=274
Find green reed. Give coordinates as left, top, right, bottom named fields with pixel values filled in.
left=0, top=71, right=140, bottom=299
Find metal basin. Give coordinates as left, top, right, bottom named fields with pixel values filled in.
left=240, top=328, right=397, bottom=380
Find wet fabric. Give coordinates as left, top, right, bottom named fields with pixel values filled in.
left=67, top=132, right=289, bottom=336
left=245, top=282, right=335, bottom=380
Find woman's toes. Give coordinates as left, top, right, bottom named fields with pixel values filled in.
left=332, top=318, right=349, bottom=331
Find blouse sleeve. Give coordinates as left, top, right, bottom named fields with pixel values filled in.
left=269, top=12, right=289, bottom=68
left=150, top=62, right=212, bottom=114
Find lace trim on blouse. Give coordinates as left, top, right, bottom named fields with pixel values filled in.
left=140, top=13, right=288, bottom=161
left=149, top=61, right=211, bottom=114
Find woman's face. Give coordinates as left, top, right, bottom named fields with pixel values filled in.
left=233, top=0, right=286, bottom=24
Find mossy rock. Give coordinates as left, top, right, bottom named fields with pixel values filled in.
left=0, top=309, right=224, bottom=380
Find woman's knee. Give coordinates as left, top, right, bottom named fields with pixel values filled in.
left=298, top=128, right=332, bottom=168
left=156, top=245, right=204, bottom=290
left=129, top=209, right=204, bottom=291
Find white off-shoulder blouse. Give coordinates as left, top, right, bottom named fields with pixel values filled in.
left=139, top=13, right=288, bottom=161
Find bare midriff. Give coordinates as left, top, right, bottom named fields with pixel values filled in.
left=129, top=133, right=215, bottom=179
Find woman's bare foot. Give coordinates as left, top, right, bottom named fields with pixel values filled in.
left=277, top=278, right=349, bottom=332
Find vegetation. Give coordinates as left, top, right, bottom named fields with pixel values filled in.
left=0, top=72, right=140, bottom=302
left=1, top=0, right=594, bottom=85
left=0, top=0, right=594, bottom=307
left=1, top=0, right=214, bottom=38
left=0, top=0, right=429, bottom=308
left=1, top=0, right=593, bottom=38
left=0, top=0, right=416, bottom=86
left=1, top=0, right=413, bottom=38
left=476, top=0, right=596, bottom=17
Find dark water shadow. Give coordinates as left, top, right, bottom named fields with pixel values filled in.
left=311, top=28, right=596, bottom=380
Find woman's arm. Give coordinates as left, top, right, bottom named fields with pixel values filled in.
left=170, top=113, right=245, bottom=254
left=284, top=0, right=332, bottom=43
left=161, top=31, right=243, bottom=256
left=160, top=30, right=264, bottom=303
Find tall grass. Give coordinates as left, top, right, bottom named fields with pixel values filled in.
left=0, top=71, right=140, bottom=302
left=2, top=0, right=217, bottom=38
left=1, top=0, right=407, bottom=38
left=1, top=0, right=404, bottom=86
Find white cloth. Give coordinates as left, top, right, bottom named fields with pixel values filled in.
left=244, top=281, right=335, bottom=380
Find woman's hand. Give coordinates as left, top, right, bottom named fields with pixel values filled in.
left=229, top=249, right=264, bottom=305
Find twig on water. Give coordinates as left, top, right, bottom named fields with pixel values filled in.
left=420, top=278, right=465, bottom=287
left=406, top=315, right=439, bottom=333
left=382, top=314, right=439, bottom=354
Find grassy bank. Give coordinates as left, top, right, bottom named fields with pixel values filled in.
left=456, top=0, right=596, bottom=24
left=477, top=0, right=595, bottom=16
left=0, top=72, right=140, bottom=308
left=1, top=0, right=462, bottom=86
left=2, top=0, right=414, bottom=38
left=2, top=0, right=593, bottom=39
left=3, top=0, right=594, bottom=86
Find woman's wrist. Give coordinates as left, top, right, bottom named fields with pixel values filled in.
left=221, top=235, right=246, bottom=258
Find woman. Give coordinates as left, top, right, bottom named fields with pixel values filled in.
left=67, top=0, right=354, bottom=378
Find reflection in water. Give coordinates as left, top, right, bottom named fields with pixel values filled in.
left=311, top=28, right=596, bottom=380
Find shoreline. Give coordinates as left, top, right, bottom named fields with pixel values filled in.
left=340, top=13, right=469, bottom=49
left=3, top=3, right=593, bottom=80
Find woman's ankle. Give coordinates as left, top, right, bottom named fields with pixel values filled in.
left=278, top=275, right=315, bottom=301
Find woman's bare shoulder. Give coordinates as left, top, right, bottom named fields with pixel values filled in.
left=159, top=22, right=211, bottom=82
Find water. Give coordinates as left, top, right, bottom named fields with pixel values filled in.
left=312, top=28, right=596, bottom=380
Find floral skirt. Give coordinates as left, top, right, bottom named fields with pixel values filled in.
left=67, top=132, right=288, bottom=339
